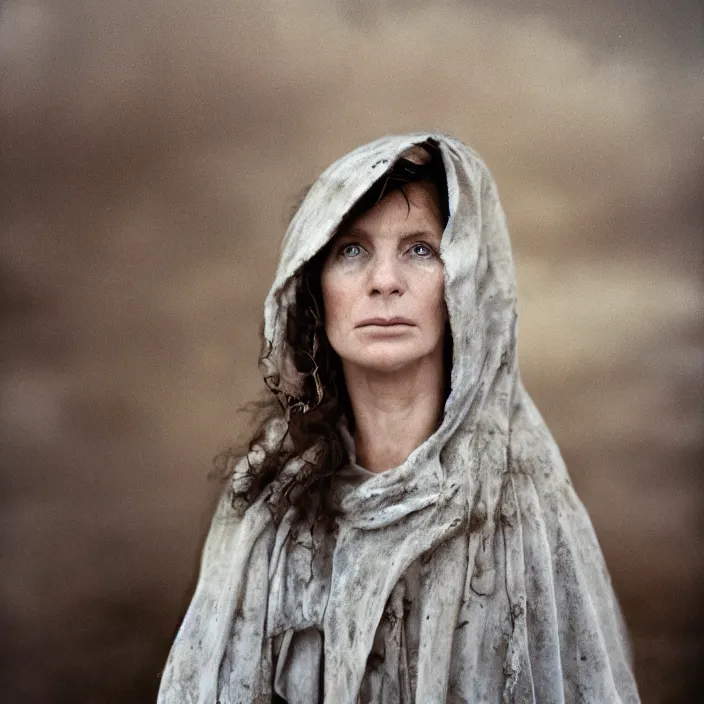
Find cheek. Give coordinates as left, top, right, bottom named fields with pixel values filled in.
left=321, top=271, right=350, bottom=334
left=420, top=269, right=447, bottom=328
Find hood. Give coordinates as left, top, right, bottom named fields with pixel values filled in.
left=262, top=132, right=518, bottom=486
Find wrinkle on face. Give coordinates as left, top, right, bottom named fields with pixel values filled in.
left=321, top=181, right=447, bottom=376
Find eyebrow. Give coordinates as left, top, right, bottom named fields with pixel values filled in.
left=340, top=226, right=442, bottom=243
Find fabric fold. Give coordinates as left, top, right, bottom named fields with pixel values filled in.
left=157, top=133, right=640, bottom=704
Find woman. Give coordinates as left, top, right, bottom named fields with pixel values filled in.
left=158, top=134, right=640, bottom=703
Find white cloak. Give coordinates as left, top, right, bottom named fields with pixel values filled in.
left=157, top=133, right=641, bottom=704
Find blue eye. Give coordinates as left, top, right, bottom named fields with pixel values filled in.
left=411, top=243, right=433, bottom=257
left=340, top=243, right=362, bottom=258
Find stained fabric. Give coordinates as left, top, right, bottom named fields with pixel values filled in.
left=157, top=133, right=641, bottom=703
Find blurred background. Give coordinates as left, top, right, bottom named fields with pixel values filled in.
left=1, top=1, right=702, bottom=701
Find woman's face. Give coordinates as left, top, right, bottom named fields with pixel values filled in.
left=321, top=181, right=447, bottom=374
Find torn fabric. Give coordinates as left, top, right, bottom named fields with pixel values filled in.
left=157, top=133, right=640, bottom=703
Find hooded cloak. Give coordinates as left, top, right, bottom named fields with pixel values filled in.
left=157, top=133, right=640, bottom=703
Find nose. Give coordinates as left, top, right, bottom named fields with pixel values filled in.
left=367, top=254, right=405, bottom=298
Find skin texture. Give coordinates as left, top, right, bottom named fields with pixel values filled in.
left=320, top=181, right=447, bottom=472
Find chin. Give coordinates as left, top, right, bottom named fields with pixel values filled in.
left=347, top=343, right=430, bottom=374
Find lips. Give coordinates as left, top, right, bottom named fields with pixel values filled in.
left=356, top=317, right=415, bottom=327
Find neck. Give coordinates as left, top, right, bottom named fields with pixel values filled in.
left=342, top=349, right=446, bottom=473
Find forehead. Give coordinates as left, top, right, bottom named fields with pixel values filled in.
left=339, top=181, right=444, bottom=238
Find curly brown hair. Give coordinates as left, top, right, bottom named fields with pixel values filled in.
left=217, top=139, right=451, bottom=523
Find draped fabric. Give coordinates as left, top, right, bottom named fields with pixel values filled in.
left=157, top=133, right=640, bottom=703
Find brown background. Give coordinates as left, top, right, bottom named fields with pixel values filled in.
left=1, top=1, right=702, bottom=702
